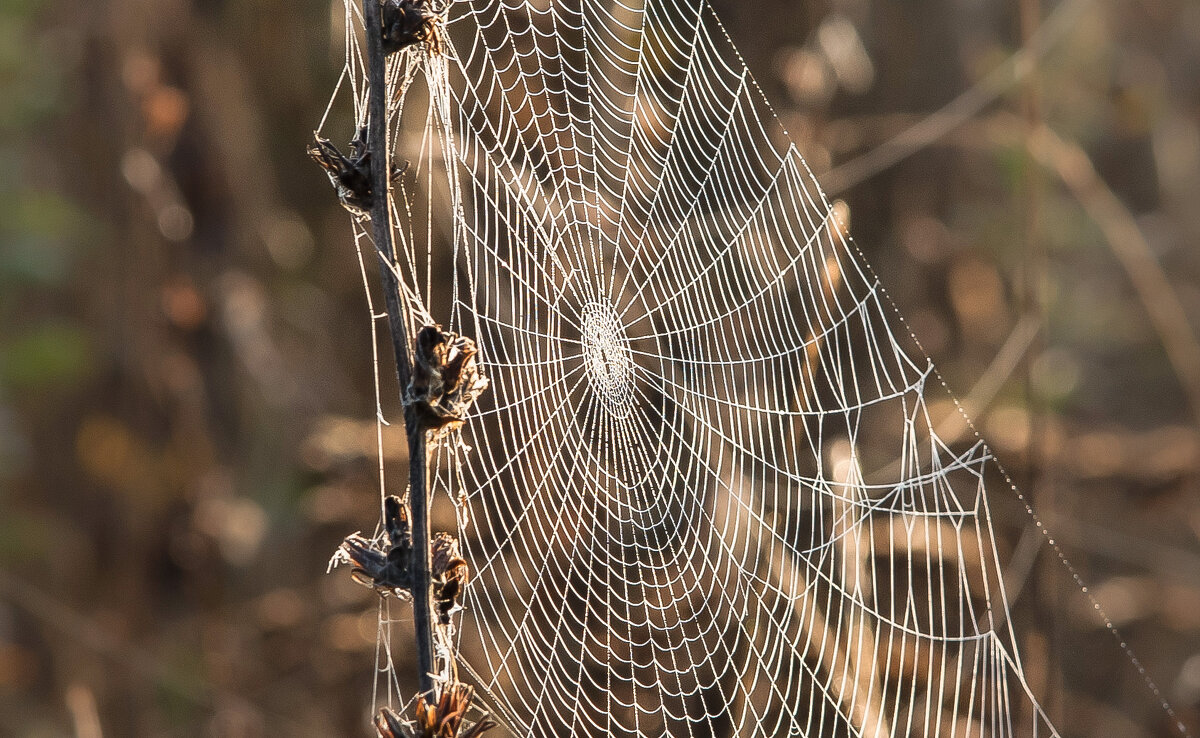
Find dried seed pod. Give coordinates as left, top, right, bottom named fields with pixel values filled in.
left=332, top=495, right=414, bottom=597
left=431, top=530, right=463, bottom=574
left=407, top=325, right=489, bottom=435
left=380, top=0, right=446, bottom=56
left=431, top=532, right=468, bottom=625
left=374, top=706, right=409, bottom=738
left=373, top=684, right=496, bottom=738
left=307, top=127, right=407, bottom=216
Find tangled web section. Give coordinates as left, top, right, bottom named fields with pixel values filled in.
left=319, top=0, right=1074, bottom=735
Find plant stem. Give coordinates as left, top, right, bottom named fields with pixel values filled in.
left=361, top=0, right=436, bottom=699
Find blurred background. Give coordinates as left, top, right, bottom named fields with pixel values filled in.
left=1, top=0, right=1198, bottom=735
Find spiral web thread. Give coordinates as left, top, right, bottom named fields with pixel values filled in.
left=309, top=0, right=1169, bottom=734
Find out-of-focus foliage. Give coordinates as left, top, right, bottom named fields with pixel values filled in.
left=0, top=0, right=1197, bottom=735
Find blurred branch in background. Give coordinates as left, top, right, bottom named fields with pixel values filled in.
left=0, top=567, right=322, bottom=736
left=819, top=0, right=1090, bottom=195
left=1025, top=122, right=1200, bottom=424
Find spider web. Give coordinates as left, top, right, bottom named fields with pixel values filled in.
left=315, top=0, right=1178, bottom=735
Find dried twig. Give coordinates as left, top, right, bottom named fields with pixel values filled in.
left=360, top=0, right=437, bottom=698
left=320, top=0, right=488, bottom=712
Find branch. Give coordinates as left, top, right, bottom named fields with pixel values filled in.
left=820, top=0, right=1090, bottom=195
left=1025, top=123, right=1200, bottom=425
left=361, top=0, right=436, bottom=698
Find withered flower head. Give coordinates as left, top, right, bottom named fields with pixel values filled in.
left=308, top=127, right=407, bottom=217
left=332, top=495, right=414, bottom=597
left=407, top=325, right=489, bottom=436
left=374, top=684, right=497, bottom=738
left=380, top=0, right=446, bottom=56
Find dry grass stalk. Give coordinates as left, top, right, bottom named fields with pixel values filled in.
left=1024, top=122, right=1200, bottom=424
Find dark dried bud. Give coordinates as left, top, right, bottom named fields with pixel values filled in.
left=332, top=494, right=414, bottom=597
left=431, top=532, right=468, bottom=625
left=407, top=325, right=489, bottom=435
left=381, top=0, right=445, bottom=56
left=431, top=531, right=463, bottom=576
left=308, top=128, right=407, bottom=216
left=374, top=706, right=409, bottom=738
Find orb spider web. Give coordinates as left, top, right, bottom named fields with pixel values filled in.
left=313, top=0, right=1187, bottom=735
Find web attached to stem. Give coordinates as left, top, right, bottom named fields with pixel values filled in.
left=316, top=0, right=1179, bottom=735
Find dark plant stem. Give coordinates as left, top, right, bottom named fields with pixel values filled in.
left=361, top=0, right=436, bottom=699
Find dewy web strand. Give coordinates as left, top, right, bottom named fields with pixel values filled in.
left=314, top=0, right=1190, bottom=735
